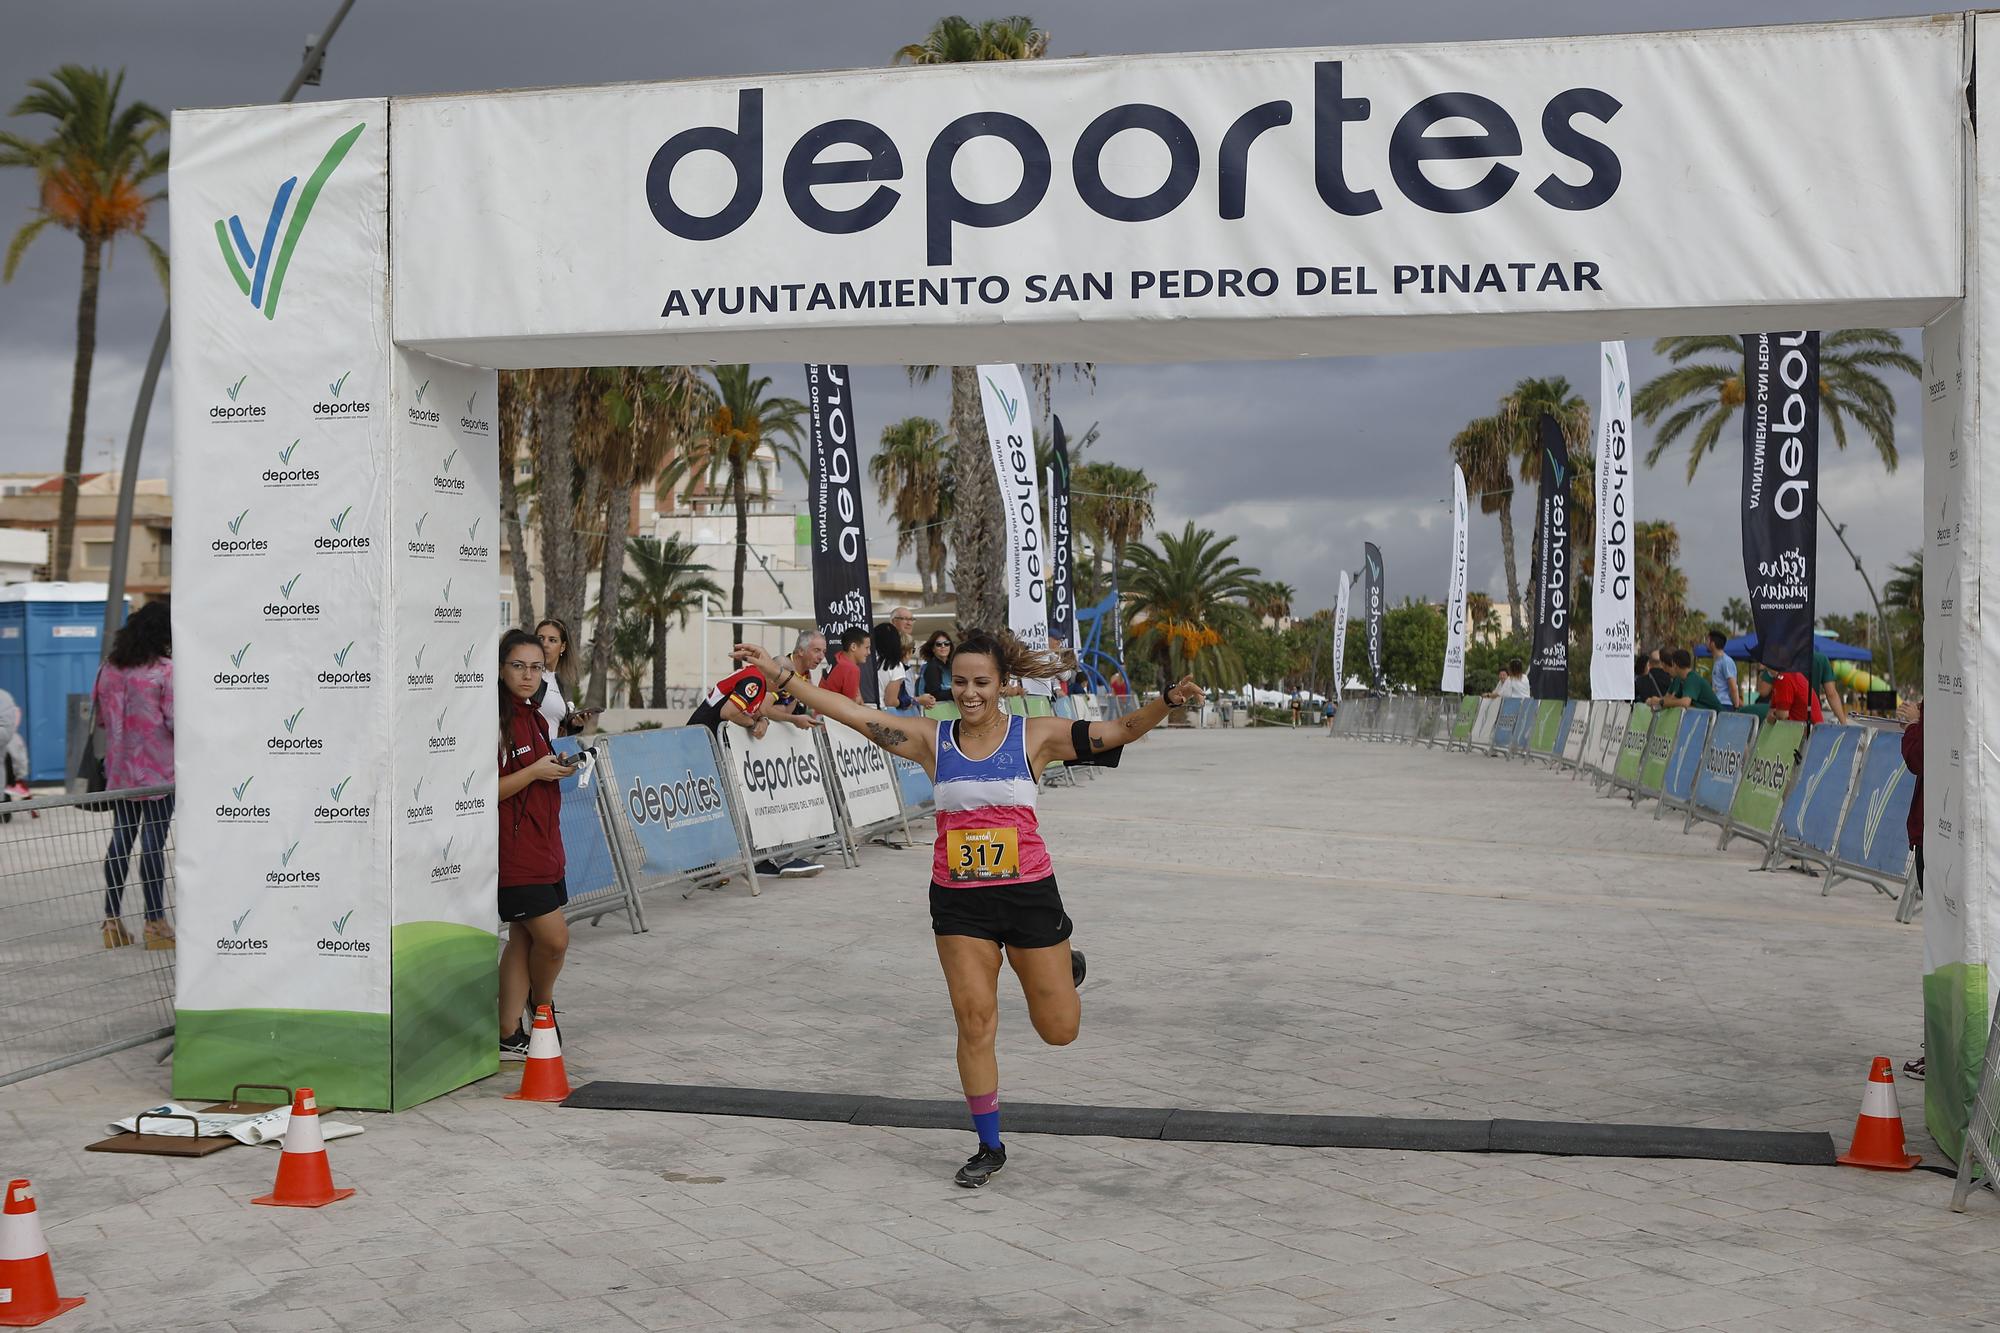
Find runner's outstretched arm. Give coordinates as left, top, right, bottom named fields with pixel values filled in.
left=1030, top=675, right=1205, bottom=768
left=731, top=643, right=937, bottom=765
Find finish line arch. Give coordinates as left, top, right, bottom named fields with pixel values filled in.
left=167, top=13, right=1991, bottom=1159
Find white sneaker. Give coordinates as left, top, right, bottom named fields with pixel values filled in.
left=779, top=856, right=824, bottom=878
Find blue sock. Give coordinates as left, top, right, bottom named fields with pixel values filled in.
left=967, top=1090, right=1001, bottom=1150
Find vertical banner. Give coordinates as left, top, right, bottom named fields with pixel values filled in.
left=805, top=365, right=871, bottom=649
left=1330, top=571, right=1351, bottom=695
left=1046, top=415, right=1076, bottom=656
left=1530, top=413, right=1573, bottom=700
left=1741, top=331, right=1819, bottom=674
left=1441, top=465, right=1469, bottom=693
left=1591, top=340, right=1635, bottom=699
left=168, top=100, right=397, bottom=1108
left=1363, top=543, right=1385, bottom=691
left=977, top=364, right=1051, bottom=693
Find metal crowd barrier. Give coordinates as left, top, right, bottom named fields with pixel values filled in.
left=0, top=784, right=179, bottom=1088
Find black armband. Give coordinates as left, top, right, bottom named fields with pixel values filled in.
left=1070, top=718, right=1122, bottom=768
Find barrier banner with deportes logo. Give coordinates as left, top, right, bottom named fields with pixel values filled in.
left=978, top=364, right=1051, bottom=693
left=805, top=364, right=872, bottom=654
left=1661, top=708, right=1713, bottom=807
left=1529, top=413, right=1571, bottom=700
left=1363, top=544, right=1384, bottom=691
left=1728, top=718, right=1806, bottom=840
left=388, top=22, right=1958, bottom=364
left=169, top=100, right=400, bottom=1110
left=1638, top=707, right=1683, bottom=796
left=1528, top=699, right=1564, bottom=756
left=820, top=717, right=902, bottom=831
left=1691, top=711, right=1757, bottom=818
left=1741, top=331, right=1818, bottom=675
left=1441, top=464, right=1468, bottom=694
left=719, top=719, right=837, bottom=853
left=1047, top=415, right=1076, bottom=656
left=1613, top=704, right=1653, bottom=784
left=1592, top=341, right=1635, bottom=699
left=1833, top=730, right=1916, bottom=879
left=603, top=726, right=742, bottom=876
left=1778, top=722, right=1863, bottom=857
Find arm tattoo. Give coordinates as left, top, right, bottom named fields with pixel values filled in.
left=1089, top=734, right=1107, bottom=751
left=865, top=721, right=910, bottom=748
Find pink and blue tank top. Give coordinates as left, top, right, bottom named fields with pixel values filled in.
left=932, top=713, right=1052, bottom=886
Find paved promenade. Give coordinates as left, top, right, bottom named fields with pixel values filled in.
left=3, top=728, right=1992, bottom=1332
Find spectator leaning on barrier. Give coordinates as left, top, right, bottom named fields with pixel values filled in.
left=780, top=630, right=827, bottom=714
left=496, top=627, right=574, bottom=1058
left=1708, top=630, right=1742, bottom=708
left=1634, top=651, right=1662, bottom=702
left=824, top=627, right=870, bottom=701
left=1764, top=660, right=1820, bottom=723
left=94, top=600, right=175, bottom=951
left=689, top=658, right=823, bottom=881
left=1660, top=648, right=1723, bottom=711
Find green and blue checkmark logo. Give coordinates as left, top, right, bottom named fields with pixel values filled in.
left=214, top=122, right=366, bottom=321
left=467, top=517, right=480, bottom=541
left=283, top=707, right=305, bottom=734
left=280, top=839, right=301, bottom=867
left=228, top=508, right=249, bottom=535
left=230, top=643, right=251, bottom=668
left=333, top=641, right=354, bottom=667
left=415, top=511, right=429, bottom=536
left=330, top=505, right=353, bottom=533
left=225, top=374, right=248, bottom=402
left=233, top=775, right=254, bottom=802
left=331, top=910, right=353, bottom=936
left=328, top=371, right=351, bottom=398
left=414, top=379, right=430, bottom=404
left=329, top=775, right=351, bottom=802
left=232, top=908, right=254, bottom=935
left=985, top=375, right=1019, bottom=424
left=441, top=448, right=458, bottom=473
left=278, top=439, right=299, bottom=464
left=280, top=573, right=302, bottom=599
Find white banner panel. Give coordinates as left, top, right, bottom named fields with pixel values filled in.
left=388, top=347, right=501, bottom=1107
left=1441, top=466, right=1468, bottom=693
left=718, top=722, right=837, bottom=853
left=977, top=364, right=1051, bottom=687
left=1591, top=340, right=1635, bottom=699
left=389, top=19, right=1960, bottom=365
left=169, top=99, right=396, bottom=1107
left=820, top=718, right=902, bottom=831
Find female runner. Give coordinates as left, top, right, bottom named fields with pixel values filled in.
left=730, top=632, right=1204, bottom=1187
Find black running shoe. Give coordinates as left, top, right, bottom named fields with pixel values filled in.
left=499, top=1027, right=530, bottom=1061
left=954, top=1144, right=1006, bottom=1188
left=1071, top=948, right=1086, bottom=990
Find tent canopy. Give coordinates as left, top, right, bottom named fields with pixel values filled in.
left=1697, top=630, right=1873, bottom=663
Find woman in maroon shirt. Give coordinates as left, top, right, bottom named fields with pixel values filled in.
left=496, top=628, right=575, bottom=1059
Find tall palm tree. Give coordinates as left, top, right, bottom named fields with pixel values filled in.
left=0, top=66, right=167, bottom=581
left=659, top=365, right=808, bottom=634
left=1450, top=414, right=1521, bottom=630
left=897, top=16, right=1052, bottom=630
left=1074, top=460, right=1156, bottom=588
left=1633, top=520, right=1689, bottom=653
left=1882, top=551, right=1923, bottom=692
left=870, top=415, right=953, bottom=604
left=611, top=613, right=654, bottom=709
left=1633, top=331, right=1919, bottom=479
left=1246, top=580, right=1295, bottom=624
left=1467, top=591, right=1498, bottom=643
left=621, top=534, right=723, bottom=707
left=1500, top=378, right=1591, bottom=614
left=1121, top=522, right=1261, bottom=686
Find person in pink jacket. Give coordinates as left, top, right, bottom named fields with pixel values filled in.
left=93, top=601, right=175, bottom=949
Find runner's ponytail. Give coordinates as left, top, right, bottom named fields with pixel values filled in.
left=951, top=630, right=1076, bottom=682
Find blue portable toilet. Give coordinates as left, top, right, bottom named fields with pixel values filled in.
left=0, top=583, right=127, bottom=783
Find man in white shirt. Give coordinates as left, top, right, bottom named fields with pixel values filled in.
left=1488, top=658, right=1531, bottom=699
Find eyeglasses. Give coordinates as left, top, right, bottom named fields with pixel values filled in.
left=504, top=660, right=542, bottom=673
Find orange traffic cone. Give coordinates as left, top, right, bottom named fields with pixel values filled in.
left=252, top=1089, right=356, bottom=1207
left=505, top=1004, right=571, bottom=1102
left=1837, top=1057, right=1922, bottom=1170
left=0, top=1179, right=84, bottom=1326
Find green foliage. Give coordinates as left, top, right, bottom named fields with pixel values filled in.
left=1121, top=522, right=1259, bottom=686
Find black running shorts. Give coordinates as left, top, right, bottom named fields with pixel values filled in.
left=499, top=878, right=568, bottom=923
left=930, top=876, right=1073, bottom=950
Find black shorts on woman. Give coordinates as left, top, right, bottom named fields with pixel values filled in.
left=930, top=876, right=1073, bottom=950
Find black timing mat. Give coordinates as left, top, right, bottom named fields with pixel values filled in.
left=561, top=1082, right=1837, bottom=1166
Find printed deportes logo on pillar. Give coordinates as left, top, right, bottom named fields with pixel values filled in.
left=266, top=837, right=320, bottom=887
left=217, top=907, right=268, bottom=955
left=408, top=377, right=441, bottom=428
left=460, top=390, right=491, bottom=435
left=265, top=438, right=317, bottom=488
left=408, top=510, right=435, bottom=558
left=213, top=640, right=270, bottom=691
left=315, top=772, right=370, bottom=824
left=209, top=372, right=266, bottom=422
left=429, top=706, right=456, bottom=753
left=268, top=704, right=323, bottom=754
left=406, top=642, right=435, bottom=690
left=264, top=571, right=319, bottom=622
left=454, top=766, right=487, bottom=817
left=212, top=506, right=268, bottom=558
left=214, top=121, right=366, bottom=321
left=319, top=639, right=371, bottom=689
left=433, top=578, right=461, bottom=622
left=453, top=640, right=486, bottom=687
left=313, top=369, right=373, bottom=420
left=458, top=516, right=489, bottom=561
left=433, top=448, right=465, bottom=493
left=215, top=773, right=271, bottom=823
left=432, top=835, right=462, bottom=882
left=405, top=775, right=433, bottom=824
left=315, top=504, right=372, bottom=553
left=317, top=909, right=371, bottom=957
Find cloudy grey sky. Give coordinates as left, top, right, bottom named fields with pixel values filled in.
left=2, top=0, right=1947, bottom=625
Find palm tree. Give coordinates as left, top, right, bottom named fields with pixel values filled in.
left=0, top=66, right=167, bottom=581
left=611, top=613, right=654, bottom=709
left=621, top=534, right=723, bottom=707
left=870, top=416, right=953, bottom=604
left=1882, top=551, right=1923, bottom=692
left=1634, top=520, right=1689, bottom=653
left=659, top=365, right=807, bottom=634
left=897, top=17, right=1053, bottom=630
left=1246, top=580, right=1295, bottom=625
left=1721, top=596, right=1753, bottom=634
left=1450, top=414, right=1521, bottom=629
left=1500, top=378, right=1591, bottom=612
left=1633, top=331, right=1919, bottom=479
left=1074, top=460, right=1156, bottom=587
left=1467, top=591, right=1498, bottom=643
left=1121, top=522, right=1261, bottom=686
